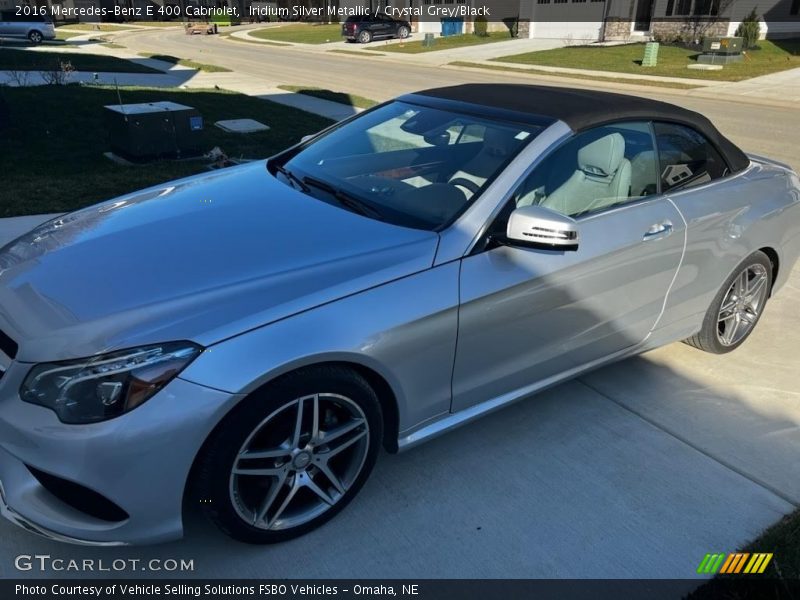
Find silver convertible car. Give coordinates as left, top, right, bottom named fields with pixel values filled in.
left=0, top=85, right=799, bottom=545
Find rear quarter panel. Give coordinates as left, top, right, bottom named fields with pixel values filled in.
left=660, top=162, right=800, bottom=335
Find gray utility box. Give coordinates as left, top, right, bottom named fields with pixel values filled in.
left=698, top=36, right=744, bottom=64
left=104, top=101, right=204, bottom=159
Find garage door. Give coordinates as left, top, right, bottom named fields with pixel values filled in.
left=530, top=20, right=604, bottom=41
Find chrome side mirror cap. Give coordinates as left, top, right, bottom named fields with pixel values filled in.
left=506, top=204, right=579, bottom=251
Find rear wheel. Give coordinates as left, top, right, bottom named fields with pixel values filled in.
left=684, top=251, right=772, bottom=354
left=195, top=365, right=383, bottom=544
left=28, top=30, right=43, bottom=44
left=397, top=26, right=410, bottom=39
left=358, top=30, right=372, bottom=44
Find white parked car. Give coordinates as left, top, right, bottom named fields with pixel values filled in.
left=0, top=11, right=55, bottom=44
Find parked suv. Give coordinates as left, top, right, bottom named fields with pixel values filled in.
left=0, top=11, right=55, bottom=44
left=342, top=13, right=410, bottom=43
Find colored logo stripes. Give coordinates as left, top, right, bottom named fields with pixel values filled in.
left=697, top=552, right=773, bottom=574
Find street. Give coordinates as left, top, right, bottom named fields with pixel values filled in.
left=0, top=30, right=798, bottom=580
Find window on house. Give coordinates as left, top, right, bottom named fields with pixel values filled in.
left=537, top=0, right=550, bottom=4
left=672, top=0, right=692, bottom=16
left=693, top=0, right=720, bottom=15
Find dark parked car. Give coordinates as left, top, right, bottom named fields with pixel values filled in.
left=342, top=13, right=411, bottom=43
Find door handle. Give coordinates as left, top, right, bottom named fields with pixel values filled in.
left=643, top=221, right=673, bottom=241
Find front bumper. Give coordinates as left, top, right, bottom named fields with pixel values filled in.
left=0, top=361, right=240, bottom=545
left=0, top=480, right=125, bottom=546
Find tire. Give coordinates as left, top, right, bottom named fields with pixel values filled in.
left=28, top=30, right=43, bottom=44
left=195, top=365, right=383, bottom=544
left=396, top=26, right=410, bottom=40
left=684, top=250, right=772, bottom=354
left=358, top=30, right=372, bottom=44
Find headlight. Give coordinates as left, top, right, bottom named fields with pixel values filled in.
left=20, top=342, right=202, bottom=424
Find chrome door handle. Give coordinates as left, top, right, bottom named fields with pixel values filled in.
left=643, top=221, right=673, bottom=241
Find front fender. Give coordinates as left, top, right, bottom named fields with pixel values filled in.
left=179, top=263, right=460, bottom=436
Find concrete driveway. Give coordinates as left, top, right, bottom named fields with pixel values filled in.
left=0, top=213, right=797, bottom=579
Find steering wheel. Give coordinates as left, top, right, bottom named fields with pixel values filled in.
left=448, top=177, right=482, bottom=197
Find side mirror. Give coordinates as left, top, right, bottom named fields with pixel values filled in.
left=505, top=204, right=579, bottom=251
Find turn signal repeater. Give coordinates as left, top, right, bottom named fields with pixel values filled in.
left=20, top=342, right=202, bottom=424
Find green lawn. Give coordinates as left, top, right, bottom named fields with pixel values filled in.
left=249, top=24, right=341, bottom=44
left=449, top=60, right=701, bottom=89
left=0, top=48, right=160, bottom=73
left=0, top=85, right=333, bottom=216
left=54, top=30, right=83, bottom=41
left=57, top=23, right=139, bottom=32
left=382, top=31, right=510, bottom=54
left=138, top=52, right=231, bottom=72
left=495, top=39, right=800, bottom=82
left=328, top=48, right=384, bottom=57
left=277, top=85, right=378, bottom=109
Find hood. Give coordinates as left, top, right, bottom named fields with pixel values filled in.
left=0, top=162, right=438, bottom=362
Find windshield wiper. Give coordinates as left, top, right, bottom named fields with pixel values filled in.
left=271, top=162, right=309, bottom=193
left=302, top=176, right=384, bottom=221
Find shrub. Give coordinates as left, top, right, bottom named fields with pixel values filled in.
left=474, top=15, right=488, bottom=37
left=735, top=9, right=761, bottom=49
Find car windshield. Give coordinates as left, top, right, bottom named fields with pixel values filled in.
left=274, top=101, right=543, bottom=230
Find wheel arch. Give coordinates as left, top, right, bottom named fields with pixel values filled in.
left=183, top=359, right=401, bottom=514
left=758, top=246, right=780, bottom=295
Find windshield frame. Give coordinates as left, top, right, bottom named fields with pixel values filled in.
left=268, top=97, right=555, bottom=232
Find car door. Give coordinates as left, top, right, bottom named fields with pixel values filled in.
left=373, top=13, right=394, bottom=37
left=451, top=122, right=686, bottom=411
left=0, top=11, right=16, bottom=38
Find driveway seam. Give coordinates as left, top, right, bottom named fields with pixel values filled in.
left=576, top=378, right=800, bottom=509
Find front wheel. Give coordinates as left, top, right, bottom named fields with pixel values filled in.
left=28, top=30, right=43, bottom=44
left=396, top=26, right=410, bottom=39
left=195, top=366, right=383, bottom=544
left=684, top=251, right=772, bottom=354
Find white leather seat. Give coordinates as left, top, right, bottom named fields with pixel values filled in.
left=449, top=128, right=516, bottom=198
left=539, top=132, right=631, bottom=216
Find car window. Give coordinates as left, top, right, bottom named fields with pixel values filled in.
left=511, top=122, right=659, bottom=218
left=279, top=101, right=543, bottom=230
left=654, top=122, right=728, bottom=192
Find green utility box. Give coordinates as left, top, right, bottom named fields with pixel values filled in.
left=698, top=36, right=744, bottom=63
left=641, top=42, right=659, bottom=67
left=423, top=33, right=435, bottom=47
left=702, top=36, right=743, bottom=54
left=104, top=101, right=204, bottom=160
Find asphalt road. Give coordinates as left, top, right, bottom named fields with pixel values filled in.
left=113, top=28, right=800, bottom=171
left=0, top=33, right=798, bottom=580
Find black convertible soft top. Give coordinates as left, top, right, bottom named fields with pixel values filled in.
left=408, top=84, right=750, bottom=173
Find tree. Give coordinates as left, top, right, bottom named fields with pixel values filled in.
left=735, top=8, right=761, bottom=49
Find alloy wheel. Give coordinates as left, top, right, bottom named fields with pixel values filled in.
left=716, top=263, right=769, bottom=347
left=229, top=393, right=369, bottom=531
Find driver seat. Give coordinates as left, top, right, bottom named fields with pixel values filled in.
left=539, top=132, right=631, bottom=216
left=448, top=128, right=516, bottom=198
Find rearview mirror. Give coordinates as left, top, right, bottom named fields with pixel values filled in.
left=506, top=205, right=579, bottom=251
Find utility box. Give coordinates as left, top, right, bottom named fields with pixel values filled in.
left=702, top=36, right=743, bottom=54
left=104, top=102, right=204, bottom=160
left=423, top=33, right=435, bottom=47
left=641, top=42, right=659, bottom=67
left=698, top=37, right=744, bottom=64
